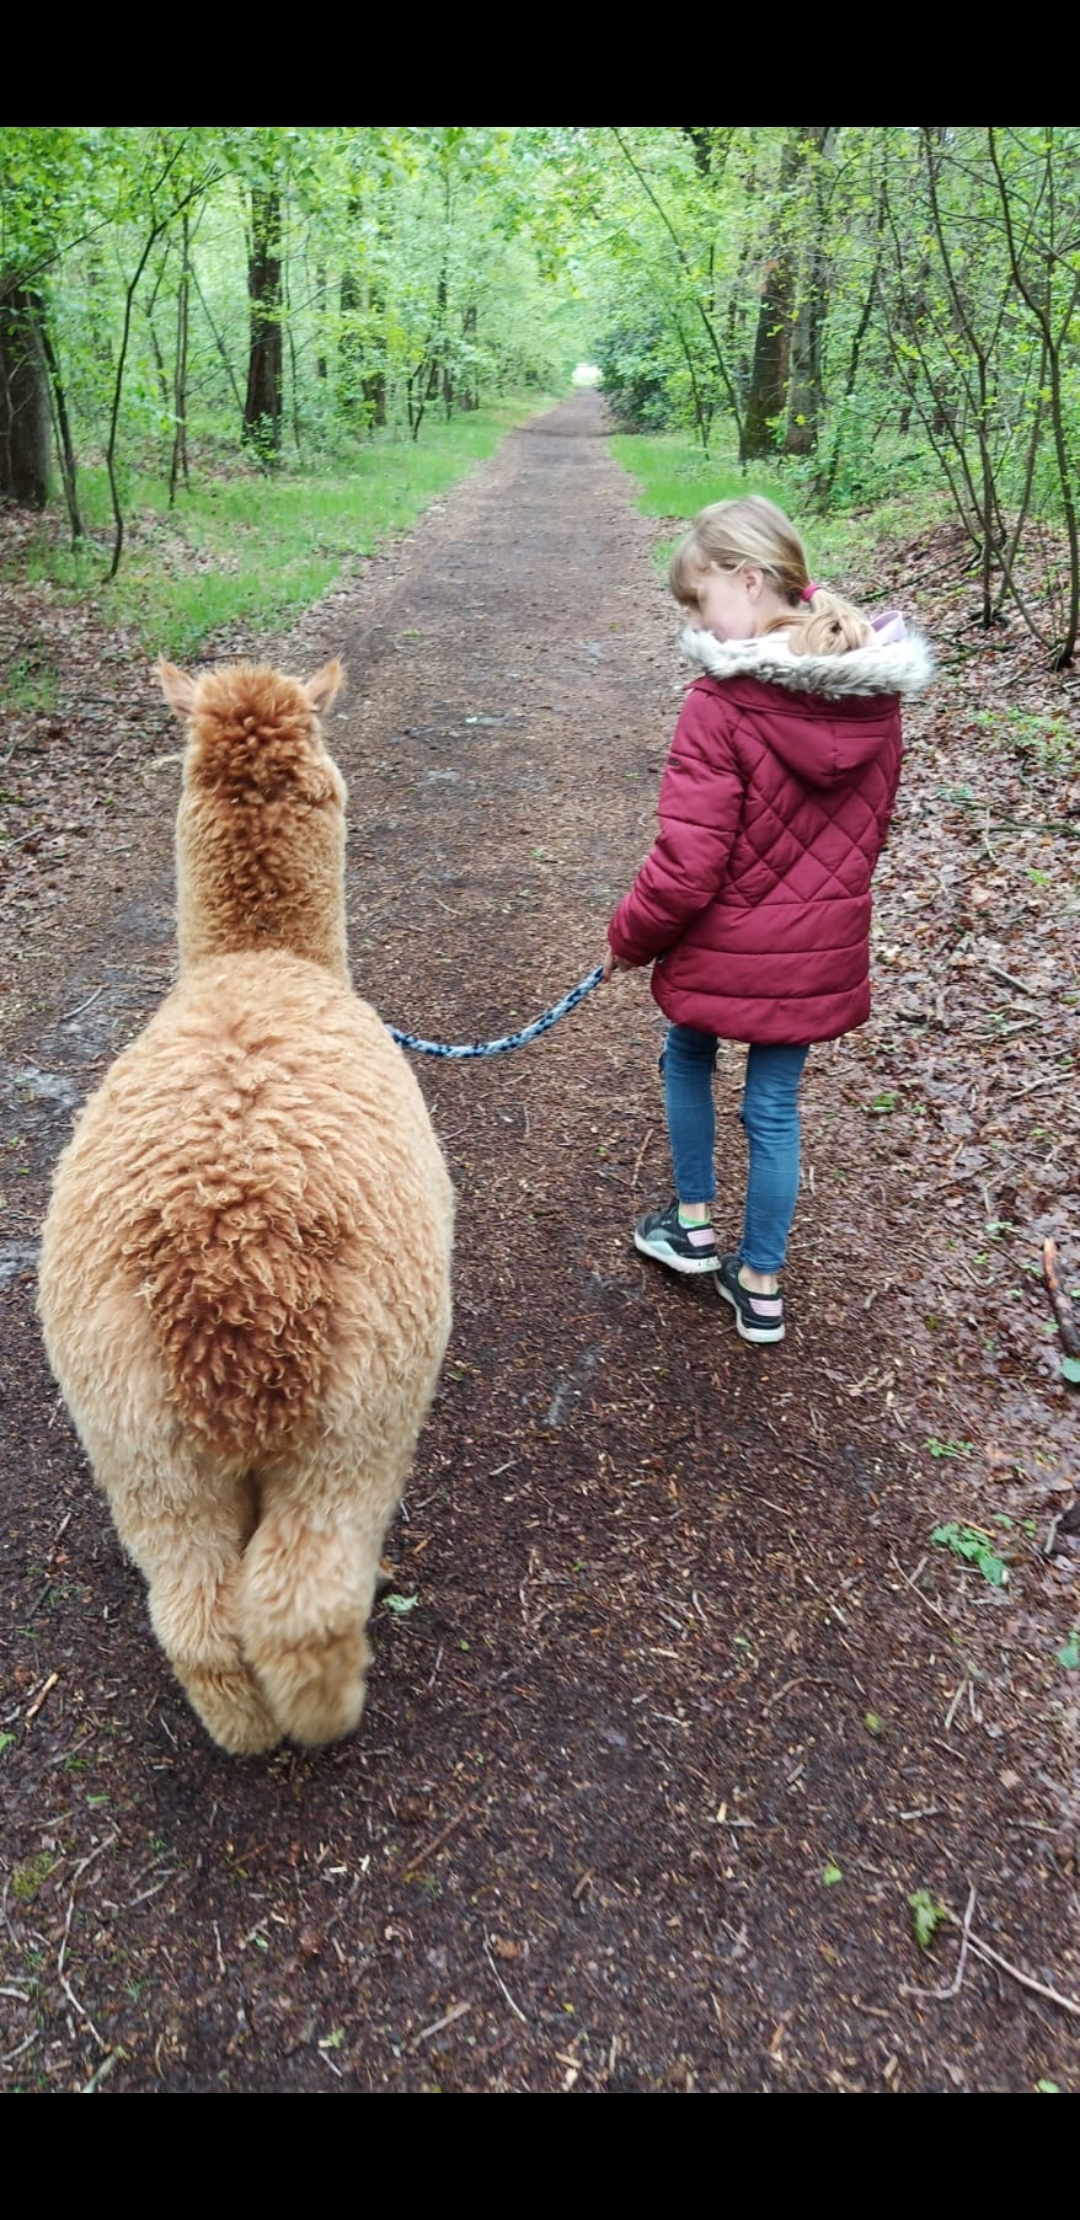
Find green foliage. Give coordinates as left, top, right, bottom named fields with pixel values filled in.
left=595, top=323, right=679, bottom=432
left=974, top=706, right=1077, bottom=773
left=608, top=430, right=793, bottom=520
left=930, top=1522, right=1009, bottom=1588
left=4, top=656, right=59, bottom=713
left=909, top=1889, right=948, bottom=1950
left=605, top=421, right=934, bottom=610
left=1057, top=1633, right=1080, bottom=1671
left=7, top=125, right=1080, bottom=662
left=11, top=1852, right=55, bottom=1899
left=1, top=127, right=585, bottom=574
left=7, top=398, right=545, bottom=659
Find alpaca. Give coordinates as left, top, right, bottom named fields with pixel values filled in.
left=38, top=659, right=453, bottom=1755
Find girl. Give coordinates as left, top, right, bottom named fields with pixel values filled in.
left=604, top=495, right=931, bottom=1345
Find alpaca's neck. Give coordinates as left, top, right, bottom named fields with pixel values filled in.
left=175, top=791, right=351, bottom=985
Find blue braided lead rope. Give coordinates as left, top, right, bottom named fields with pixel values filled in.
left=387, top=963, right=605, bottom=1060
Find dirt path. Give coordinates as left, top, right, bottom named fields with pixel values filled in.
left=2, top=393, right=1077, bottom=2091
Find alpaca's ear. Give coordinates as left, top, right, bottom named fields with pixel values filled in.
left=304, top=659, right=344, bottom=715
left=158, top=659, right=198, bottom=719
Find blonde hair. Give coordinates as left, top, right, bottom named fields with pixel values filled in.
left=669, top=494, right=873, bottom=657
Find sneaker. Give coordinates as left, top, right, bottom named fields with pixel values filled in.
left=633, top=1201, right=719, bottom=1275
left=716, top=1253, right=785, bottom=1343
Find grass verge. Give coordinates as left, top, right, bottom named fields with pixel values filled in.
left=6, top=395, right=554, bottom=664
left=608, top=427, right=950, bottom=587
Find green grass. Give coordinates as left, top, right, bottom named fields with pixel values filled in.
left=608, top=431, right=794, bottom=523
left=4, top=654, right=60, bottom=714
left=10, top=396, right=552, bottom=662
left=608, top=426, right=952, bottom=588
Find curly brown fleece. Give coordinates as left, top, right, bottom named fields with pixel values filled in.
left=38, top=660, right=453, bottom=1757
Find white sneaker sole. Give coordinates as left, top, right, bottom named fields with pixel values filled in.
left=634, top=1231, right=719, bottom=1276
left=716, top=1276, right=785, bottom=1341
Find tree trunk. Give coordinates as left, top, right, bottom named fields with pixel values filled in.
left=339, top=262, right=362, bottom=417
left=362, top=344, right=387, bottom=428
left=428, top=268, right=449, bottom=412
left=817, top=188, right=884, bottom=506
left=743, top=129, right=826, bottom=460
left=0, top=280, right=50, bottom=508
left=784, top=128, right=837, bottom=456
left=169, top=214, right=190, bottom=505
left=243, top=187, right=283, bottom=462
left=315, top=262, right=328, bottom=380
left=460, top=300, right=479, bottom=411
left=38, top=308, right=82, bottom=540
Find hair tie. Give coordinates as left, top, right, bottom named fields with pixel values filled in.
left=801, top=582, right=820, bottom=603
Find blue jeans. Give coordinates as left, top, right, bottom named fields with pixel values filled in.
left=660, top=1025, right=810, bottom=1274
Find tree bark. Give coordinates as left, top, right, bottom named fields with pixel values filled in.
left=743, top=130, right=828, bottom=460
left=460, top=300, right=479, bottom=411
left=243, top=186, right=283, bottom=462
left=38, top=308, right=82, bottom=540
left=339, top=261, right=362, bottom=416
left=315, top=261, right=328, bottom=381
left=0, top=280, right=50, bottom=508
left=785, top=128, right=837, bottom=455
left=169, top=213, right=191, bottom=504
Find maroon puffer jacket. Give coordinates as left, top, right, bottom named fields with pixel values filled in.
left=608, top=625, right=932, bottom=1045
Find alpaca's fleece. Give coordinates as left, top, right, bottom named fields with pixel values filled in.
left=43, top=959, right=451, bottom=1460
left=173, top=661, right=351, bottom=983
left=38, top=659, right=453, bottom=1756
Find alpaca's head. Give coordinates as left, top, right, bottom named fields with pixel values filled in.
left=159, top=659, right=351, bottom=982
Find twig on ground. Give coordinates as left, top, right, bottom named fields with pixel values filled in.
left=2, top=2029, right=40, bottom=2066
left=1004, top=1069, right=1071, bottom=1102
left=81, top=2049, right=123, bottom=2093
left=404, top=1797, right=479, bottom=1878
left=484, top=1934, right=528, bottom=2023
left=987, top=964, right=1040, bottom=997
left=24, top=1672, right=59, bottom=1724
left=901, top=1885, right=977, bottom=2002
left=962, top=1933, right=1080, bottom=2017
left=410, top=1998, right=473, bottom=2049
left=60, top=1971, right=107, bottom=2051
left=69, top=1832, right=119, bottom=1886
left=59, top=986, right=105, bottom=1023
left=631, top=1126, right=654, bottom=1186
left=902, top=1892, right=1080, bottom=2019
left=57, top=1890, right=75, bottom=1980
left=890, top=1552, right=952, bottom=1628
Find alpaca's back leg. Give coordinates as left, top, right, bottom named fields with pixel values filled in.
left=81, top=1421, right=282, bottom=1756
left=238, top=1432, right=409, bottom=1747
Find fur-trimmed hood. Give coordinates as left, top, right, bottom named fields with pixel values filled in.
left=679, top=619, right=933, bottom=702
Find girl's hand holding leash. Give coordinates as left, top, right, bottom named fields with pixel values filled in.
left=602, top=941, right=629, bottom=982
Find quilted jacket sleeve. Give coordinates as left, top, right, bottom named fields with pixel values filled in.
left=608, top=684, right=746, bottom=967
